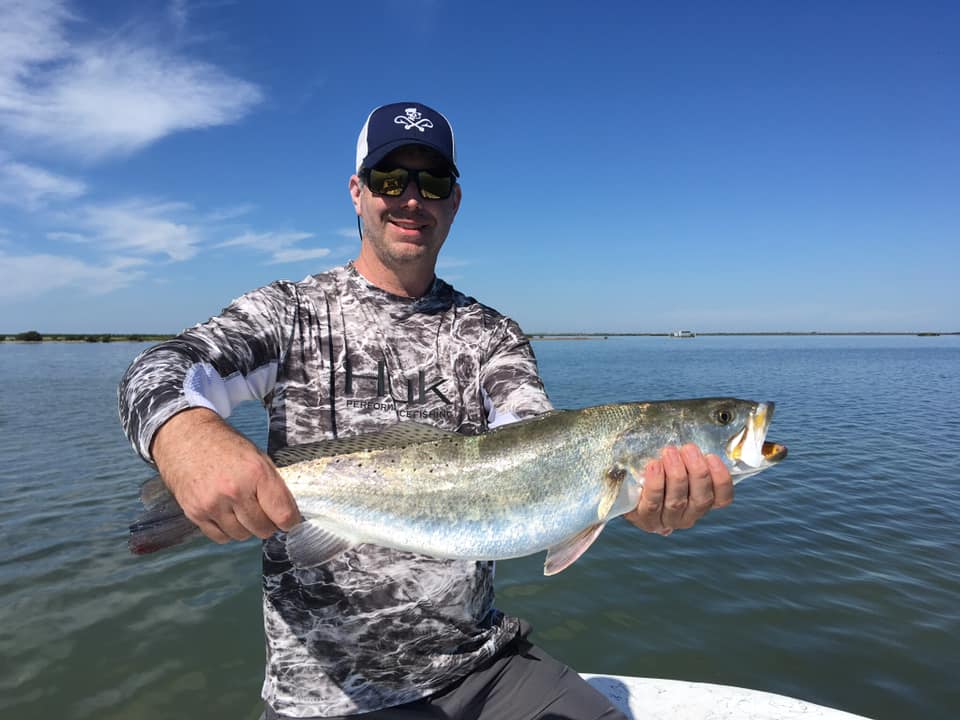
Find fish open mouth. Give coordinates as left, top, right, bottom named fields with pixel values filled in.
left=762, top=440, right=788, bottom=462
left=727, top=402, right=786, bottom=468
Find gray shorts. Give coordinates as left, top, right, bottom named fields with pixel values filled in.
left=264, top=623, right=627, bottom=720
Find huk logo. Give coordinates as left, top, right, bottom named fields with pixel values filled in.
left=394, top=107, right=434, bottom=133
left=344, top=357, right=452, bottom=405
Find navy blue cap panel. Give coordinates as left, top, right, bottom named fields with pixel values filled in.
left=356, top=102, right=459, bottom=176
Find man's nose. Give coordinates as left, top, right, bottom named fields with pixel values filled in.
left=400, top=186, right=422, bottom=208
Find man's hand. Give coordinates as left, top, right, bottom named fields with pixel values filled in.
left=151, top=408, right=301, bottom=544
left=625, top=444, right=733, bottom=535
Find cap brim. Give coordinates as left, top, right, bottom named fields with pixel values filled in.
left=360, top=139, right=460, bottom=177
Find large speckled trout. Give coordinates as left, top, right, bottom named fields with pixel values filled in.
left=129, top=398, right=786, bottom=575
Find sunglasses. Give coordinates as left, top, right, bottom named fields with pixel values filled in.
left=363, top=166, right=456, bottom=200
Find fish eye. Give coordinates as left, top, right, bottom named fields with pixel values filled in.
left=714, top=408, right=734, bottom=425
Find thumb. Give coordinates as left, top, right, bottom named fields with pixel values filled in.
left=257, top=465, right=301, bottom=532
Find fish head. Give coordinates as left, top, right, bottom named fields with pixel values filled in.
left=617, top=398, right=786, bottom=484
left=699, top=398, right=787, bottom=481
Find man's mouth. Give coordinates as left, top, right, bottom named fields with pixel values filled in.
left=389, top=219, right=428, bottom=232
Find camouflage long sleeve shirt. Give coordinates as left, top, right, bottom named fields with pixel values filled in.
left=118, top=262, right=553, bottom=717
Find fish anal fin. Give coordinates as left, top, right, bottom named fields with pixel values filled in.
left=543, top=522, right=606, bottom=576
left=286, top=520, right=355, bottom=568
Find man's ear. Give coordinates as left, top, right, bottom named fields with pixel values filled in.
left=450, top=182, right=462, bottom=217
left=348, top=175, right=363, bottom=215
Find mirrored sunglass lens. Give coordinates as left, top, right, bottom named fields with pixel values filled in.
left=369, top=168, right=408, bottom=196
left=418, top=170, right=453, bottom=199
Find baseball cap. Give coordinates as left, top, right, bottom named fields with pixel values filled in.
left=356, top=102, right=459, bottom=177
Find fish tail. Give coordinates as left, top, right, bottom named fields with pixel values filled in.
left=139, top=473, right=173, bottom=511
left=128, top=475, right=203, bottom=554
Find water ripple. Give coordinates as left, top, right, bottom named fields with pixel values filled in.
left=2, top=338, right=959, bottom=719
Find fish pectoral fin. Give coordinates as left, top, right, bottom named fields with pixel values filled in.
left=543, top=522, right=607, bottom=576
left=285, top=520, right=355, bottom=568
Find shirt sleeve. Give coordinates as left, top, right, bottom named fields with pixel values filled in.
left=117, top=282, right=300, bottom=464
left=480, top=316, right=553, bottom=427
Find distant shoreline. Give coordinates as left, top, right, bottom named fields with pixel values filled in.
left=527, top=331, right=957, bottom=340
left=0, top=334, right=175, bottom=343
left=2, top=331, right=957, bottom=343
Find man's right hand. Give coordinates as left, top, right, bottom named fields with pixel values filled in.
left=150, top=408, right=301, bottom=544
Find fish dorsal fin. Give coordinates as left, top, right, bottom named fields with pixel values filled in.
left=285, top=520, right=356, bottom=568
left=543, top=522, right=607, bottom=576
left=271, top=422, right=458, bottom=467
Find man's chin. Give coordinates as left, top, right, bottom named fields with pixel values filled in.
left=386, top=234, right=435, bottom=253
left=384, top=243, right=438, bottom=265
left=387, top=228, right=431, bottom=246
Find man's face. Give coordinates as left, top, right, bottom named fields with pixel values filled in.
left=349, top=146, right=461, bottom=272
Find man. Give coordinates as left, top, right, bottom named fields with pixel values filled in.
left=119, top=101, right=733, bottom=719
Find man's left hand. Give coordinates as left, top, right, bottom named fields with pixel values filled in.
left=625, top=444, right=733, bottom=535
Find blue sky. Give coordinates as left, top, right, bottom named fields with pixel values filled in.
left=0, top=0, right=956, bottom=334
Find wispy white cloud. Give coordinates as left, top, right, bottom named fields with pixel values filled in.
left=0, top=0, right=71, bottom=72
left=0, top=250, right=146, bottom=298
left=0, top=1, right=262, bottom=294
left=220, top=230, right=314, bottom=249
left=76, top=200, right=201, bottom=261
left=0, top=0, right=262, bottom=159
left=46, top=231, right=88, bottom=243
left=269, top=247, right=331, bottom=264
left=204, top=204, right=257, bottom=222
left=0, top=158, right=87, bottom=210
left=220, top=230, right=331, bottom=264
